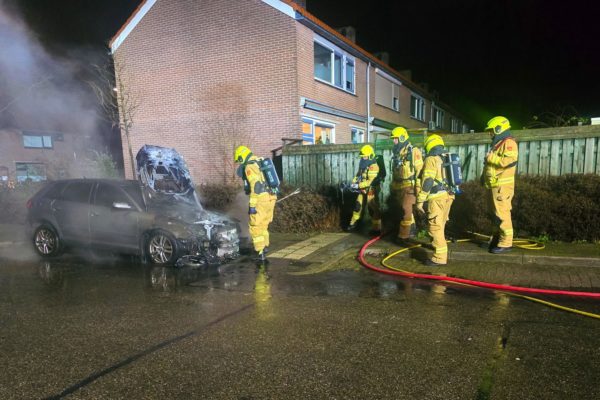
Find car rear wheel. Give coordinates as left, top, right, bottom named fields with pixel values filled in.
left=146, top=230, right=179, bottom=266
left=33, top=224, right=62, bottom=257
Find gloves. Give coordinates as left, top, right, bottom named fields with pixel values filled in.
left=414, top=202, right=425, bottom=215
left=350, top=183, right=359, bottom=190
left=248, top=207, right=257, bottom=215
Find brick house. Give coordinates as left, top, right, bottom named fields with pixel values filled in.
left=0, top=129, right=91, bottom=184
left=110, top=0, right=470, bottom=183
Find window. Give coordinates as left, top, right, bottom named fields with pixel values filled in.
left=375, top=73, right=400, bottom=112
left=15, top=162, right=46, bottom=182
left=95, top=184, right=130, bottom=208
left=0, top=166, right=8, bottom=183
left=351, top=127, right=365, bottom=144
left=61, top=182, right=93, bottom=203
left=44, top=182, right=68, bottom=199
left=23, top=134, right=52, bottom=149
left=302, top=117, right=335, bottom=145
left=410, top=94, right=426, bottom=121
left=314, top=40, right=355, bottom=93
left=433, top=107, right=445, bottom=129
left=451, top=118, right=461, bottom=133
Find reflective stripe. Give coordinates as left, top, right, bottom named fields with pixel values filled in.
left=502, top=229, right=514, bottom=235
left=252, top=235, right=265, bottom=244
left=400, top=220, right=413, bottom=226
left=497, top=177, right=515, bottom=185
left=434, top=246, right=448, bottom=254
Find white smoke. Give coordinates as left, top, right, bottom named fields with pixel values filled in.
left=0, top=2, right=100, bottom=137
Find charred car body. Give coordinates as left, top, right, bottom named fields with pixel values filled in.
left=27, top=145, right=239, bottom=266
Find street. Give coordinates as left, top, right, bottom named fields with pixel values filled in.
left=0, top=245, right=599, bottom=399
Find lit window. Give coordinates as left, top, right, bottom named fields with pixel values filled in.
left=302, top=117, right=335, bottom=145
left=410, top=94, right=426, bottom=121
left=314, top=39, right=355, bottom=94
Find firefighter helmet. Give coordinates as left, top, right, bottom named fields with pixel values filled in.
left=485, top=116, right=511, bottom=135
left=234, top=145, right=252, bottom=163
left=424, top=134, right=445, bottom=154
left=391, top=127, right=409, bottom=142
left=359, top=144, right=375, bottom=159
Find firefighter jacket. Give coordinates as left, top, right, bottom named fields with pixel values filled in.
left=352, top=158, right=380, bottom=191
left=391, top=144, right=424, bottom=190
left=417, top=151, right=451, bottom=203
left=483, top=136, right=518, bottom=188
left=243, top=155, right=272, bottom=208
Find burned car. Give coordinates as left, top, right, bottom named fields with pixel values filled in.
left=27, top=145, right=239, bottom=266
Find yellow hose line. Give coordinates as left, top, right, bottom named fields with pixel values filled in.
left=378, top=240, right=600, bottom=320
left=466, top=231, right=545, bottom=250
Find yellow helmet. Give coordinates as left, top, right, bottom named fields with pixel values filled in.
left=485, top=116, right=511, bottom=135
left=424, top=134, right=445, bottom=154
left=234, top=145, right=252, bottom=163
left=391, top=127, right=409, bottom=142
left=359, top=144, right=375, bottom=159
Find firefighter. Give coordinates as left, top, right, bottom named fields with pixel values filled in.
left=415, top=134, right=454, bottom=266
left=482, top=116, right=518, bottom=254
left=346, top=144, right=382, bottom=234
left=390, top=127, right=423, bottom=244
left=234, top=145, right=277, bottom=262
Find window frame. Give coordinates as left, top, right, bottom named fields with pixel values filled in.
left=350, top=126, right=366, bottom=144
left=23, top=134, right=53, bottom=149
left=375, top=70, right=401, bottom=112
left=433, top=106, right=445, bottom=129
left=302, top=116, right=336, bottom=145
left=15, top=162, right=47, bottom=182
left=313, top=37, right=356, bottom=95
left=410, top=93, right=426, bottom=121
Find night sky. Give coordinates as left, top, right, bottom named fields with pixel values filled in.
left=10, top=0, right=600, bottom=129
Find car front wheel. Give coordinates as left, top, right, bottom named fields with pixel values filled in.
left=33, top=224, right=62, bottom=257
left=146, top=230, right=179, bottom=266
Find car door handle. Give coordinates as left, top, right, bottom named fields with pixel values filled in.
left=90, top=212, right=98, bottom=217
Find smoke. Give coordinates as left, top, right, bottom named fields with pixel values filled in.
left=0, top=2, right=106, bottom=145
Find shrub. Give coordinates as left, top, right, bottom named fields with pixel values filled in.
left=449, top=174, right=600, bottom=242
left=0, top=181, right=46, bottom=224
left=196, top=182, right=240, bottom=211
left=271, top=184, right=343, bottom=233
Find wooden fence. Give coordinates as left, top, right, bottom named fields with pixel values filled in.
left=282, top=125, right=600, bottom=199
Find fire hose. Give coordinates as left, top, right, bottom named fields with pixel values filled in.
left=357, top=233, right=600, bottom=320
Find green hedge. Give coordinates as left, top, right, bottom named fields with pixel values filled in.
left=449, top=174, right=600, bottom=242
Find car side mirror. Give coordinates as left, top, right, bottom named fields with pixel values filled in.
left=112, top=202, right=132, bottom=210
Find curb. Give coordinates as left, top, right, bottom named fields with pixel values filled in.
left=365, top=247, right=600, bottom=268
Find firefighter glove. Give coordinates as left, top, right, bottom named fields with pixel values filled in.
left=248, top=207, right=257, bottom=215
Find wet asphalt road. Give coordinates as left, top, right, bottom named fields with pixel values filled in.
left=1, top=245, right=599, bottom=399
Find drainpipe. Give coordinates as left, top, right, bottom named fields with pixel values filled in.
left=366, top=61, right=371, bottom=142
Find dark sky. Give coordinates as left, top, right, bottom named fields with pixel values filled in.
left=11, top=0, right=600, bottom=129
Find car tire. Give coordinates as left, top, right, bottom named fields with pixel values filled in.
left=145, top=230, right=179, bottom=266
left=33, top=224, right=63, bottom=258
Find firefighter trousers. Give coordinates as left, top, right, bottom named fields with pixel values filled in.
left=393, top=186, right=417, bottom=239
left=427, top=194, right=454, bottom=264
left=490, top=184, right=514, bottom=247
left=249, top=194, right=277, bottom=253
left=350, top=188, right=381, bottom=230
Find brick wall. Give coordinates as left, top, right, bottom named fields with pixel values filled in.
left=113, top=0, right=299, bottom=183
left=0, top=129, right=90, bottom=181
